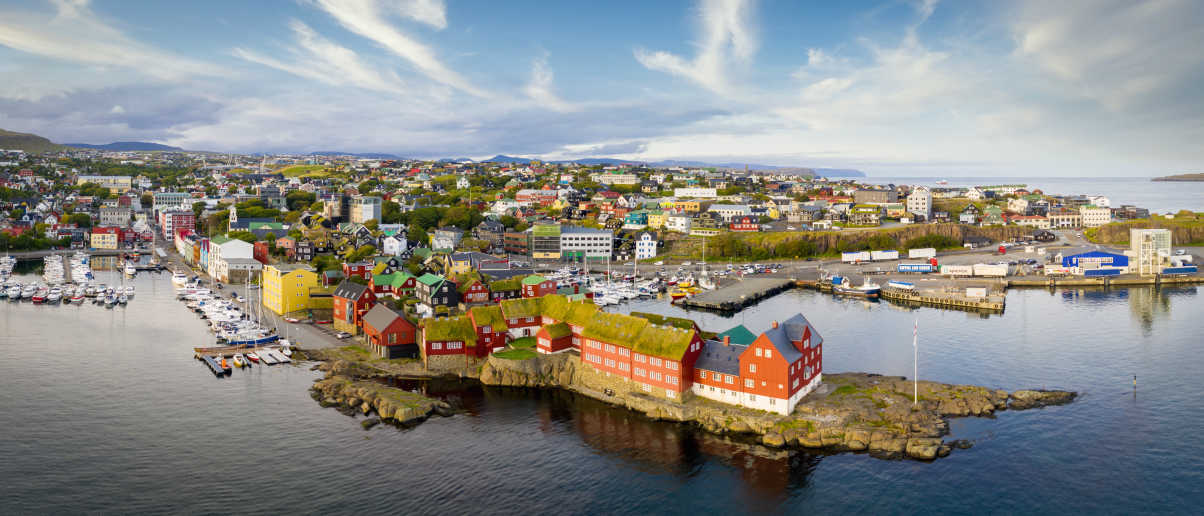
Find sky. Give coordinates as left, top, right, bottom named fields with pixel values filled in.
left=0, top=0, right=1202, bottom=177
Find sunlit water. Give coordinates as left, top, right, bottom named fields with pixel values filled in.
left=2, top=270, right=1201, bottom=514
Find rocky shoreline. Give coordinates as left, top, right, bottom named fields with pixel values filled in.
left=304, top=348, right=1076, bottom=461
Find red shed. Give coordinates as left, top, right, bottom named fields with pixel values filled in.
left=536, top=323, right=573, bottom=354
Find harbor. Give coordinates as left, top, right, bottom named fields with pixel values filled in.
left=674, top=277, right=795, bottom=311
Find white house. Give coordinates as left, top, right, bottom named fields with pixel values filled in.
left=906, top=187, right=932, bottom=221
left=456, top=176, right=470, bottom=189
left=382, top=234, right=407, bottom=256
left=208, top=239, right=254, bottom=279
left=666, top=214, right=693, bottom=233
left=635, top=232, right=658, bottom=260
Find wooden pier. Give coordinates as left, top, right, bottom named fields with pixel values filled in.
left=879, top=286, right=1005, bottom=312
left=677, top=278, right=795, bottom=312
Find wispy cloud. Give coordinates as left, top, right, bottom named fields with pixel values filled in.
left=0, top=0, right=220, bottom=81
left=634, top=0, right=756, bottom=94
left=523, top=53, right=576, bottom=113
left=233, top=20, right=406, bottom=95
left=311, top=0, right=488, bottom=97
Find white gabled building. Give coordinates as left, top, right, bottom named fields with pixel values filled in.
left=635, top=232, right=657, bottom=260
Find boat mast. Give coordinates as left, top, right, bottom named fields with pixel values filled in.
left=913, top=319, right=919, bottom=405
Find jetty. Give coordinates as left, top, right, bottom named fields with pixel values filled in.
left=880, top=285, right=1005, bottom=312
left=199, top=355, right=231, bottom=376
left=677, top=277, right=794, bottom=311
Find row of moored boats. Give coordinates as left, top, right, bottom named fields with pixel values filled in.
left=173, top=272, right=293, bottom=377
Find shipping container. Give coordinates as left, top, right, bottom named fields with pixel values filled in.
left=908, top=247, right=936, bottom=259
left=841, top=251, right=871, bottom=263
left=897, top=263, right=935, bottom=273
left=973, top=263, right=1009, bottom=277
left=887, top=281, right=915, bottom=290
left=870, top=250, right=900, bottom=261
left=940, top=264, right=974, bottom=276
left=1084, top=268, right=1121, bottom=277
left=1161, top=266, right=1198, bottom=275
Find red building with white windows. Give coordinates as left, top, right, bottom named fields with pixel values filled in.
left=458, top=279, right=490, bottom=304
left=521, top=275, right=556, bottom=298
left=692, top=315, right=823, bottom=414
left=730, top=215, right=760, bottom=232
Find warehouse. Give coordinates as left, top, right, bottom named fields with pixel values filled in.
left=1057, top=247, right=1129, bottom=274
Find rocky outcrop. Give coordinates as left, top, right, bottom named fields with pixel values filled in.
left=1009, top=389, right=1078, bottom=410
left=310, top=375, right=452, bottom=426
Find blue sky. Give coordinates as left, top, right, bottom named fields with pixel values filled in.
left=1, top=0, right=1201, bottom=177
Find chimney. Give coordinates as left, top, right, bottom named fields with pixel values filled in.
left=723, top=336, right=730, bottom=346
left=771, top=320, right=779, bottom=329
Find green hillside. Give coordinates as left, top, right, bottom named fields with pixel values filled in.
left=0, top=128, right=66, bottom=154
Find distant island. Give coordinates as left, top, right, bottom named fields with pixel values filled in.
left=1152, top=173, right=1204, bottom=182
left=66, top=141, right=182, bottom=151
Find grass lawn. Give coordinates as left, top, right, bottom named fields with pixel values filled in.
left=493, top=348, right=538, bottom=360
left=277, top=164, right=329, bottom=177
left=510, top=336, right=537, bottom=349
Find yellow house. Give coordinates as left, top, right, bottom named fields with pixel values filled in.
left=674, top=200, right=702, bottom=213
left=262, top=264, right=322, bottom=315
left=646, top=211, right=666, bottom=229
left=550, top=198, right=570, bottom=211
left=443, top=252, right=474, bottom=275
left=90, top=231, right=118, bottom=249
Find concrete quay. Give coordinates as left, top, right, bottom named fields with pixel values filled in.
left=677, top=277, right=794, bottom=312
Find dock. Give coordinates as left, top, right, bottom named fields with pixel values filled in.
left=879, top=286, right=1006, bottom=312
left=677, top=278, right=795, bottom=311
left=199, top=355, right=231, bottom=376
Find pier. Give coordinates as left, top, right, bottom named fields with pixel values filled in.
left=677, top=277, right=794, bottom=311
left=198, top=355, right=231, bottom=376
left=879, top=286, right=1006, bottom=312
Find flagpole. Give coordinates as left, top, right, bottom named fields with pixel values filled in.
left=913, top=318, right=918, bottom=405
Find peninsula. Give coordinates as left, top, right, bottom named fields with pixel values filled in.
left=306, top=346, right=1076, bottom=462
left=1152, top=173, right=1204, bottom=181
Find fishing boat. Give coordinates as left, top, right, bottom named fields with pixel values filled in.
left=232, top=353, right=247, bottom=368
left=830, top=275, right=881, bottom=299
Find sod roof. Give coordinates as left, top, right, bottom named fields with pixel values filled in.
left=540, top=294, right=597, bottom=326
left=540, top=322, right=571, bottom=339
left=499, top=297, right=542, bottom=319
left=468, top=305, right=508, bottom=331
left=521, top=275, right=549, bottom=286
left=423, top=316, right=478, bottom=344
left=630, top=312, right=697, bottom=331
left=489, top=275, right=528, bottom=291
left=582, top=311, right=697, bottom=360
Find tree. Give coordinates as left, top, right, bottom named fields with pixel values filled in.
left=407, top=225, right=429, bottom=245
left=364, top=219, right=379, bottom=231
left=192, top=201, right=206, bottom=218
left=285, top=190, right=316, bottom=211
left=68, top=212, right=92, bottom=228
left=228, top=231, right=257, bottom=243
left=358, top=180, right=379, bottom=195
left=140, top=193, right=153, bottom=207
left=382, top=201, right=403, bottom=224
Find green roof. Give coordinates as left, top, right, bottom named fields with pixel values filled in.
left=210, top=235, right=232, bottom=245
left=249, top=222, right=285, bottom=231
left=521, top=275, right=548, bottom=286
left=412, top=248, right=432, bottom=259
left=582, top=312, right=696, bottom=360
left=469, top=305, right=507, bottom=331
left=532, top=224, right=561, bottom=237
left=489, top=275, right=528, bottom=291
left=630, top=312, right=697, bottom=331
left=540, top=294, right=597, bottom=326
left=423, top=316, right=478, bottom=344
left=499, top=297, right=542, bottom=319
left=416, top=273, right=444, bottom=287
left=716, top=324, right=758, bottom=346
left=541, top=322, right=571, bottom=339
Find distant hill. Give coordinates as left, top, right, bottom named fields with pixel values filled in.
left=65, top=141, right=182, bottom=151
left=310, top=151, right=402, bottom=159
left=1152, top=173, right=1204, bottom=182
left=481, top=154, right=535, bottom=164
left=0, top=128, right=65, bottom=153
left=812, top=168, right=865, bottom=178
left=469, top=154, right=864, bottom=176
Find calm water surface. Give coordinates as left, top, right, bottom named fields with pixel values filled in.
left=2, top=271, right=1202, bottom=514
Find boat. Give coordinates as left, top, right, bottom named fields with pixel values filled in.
left=22, top=284, right=37, bottom=299
left=935, top=179, right=949, bottom=185
left=124, top=263, right=137, bottom=276
left=246, top=352, right=260, bottom=363
left=123, top=285, right=135, bottom=297
left=117, top=294, right=128, bottom=305
left=71, top=291, right=85, bottom=303
left=104, top=295, right=117, bottom=308
left=171, top=271, right=189, bottom=285
left=46, top=288, right=62, bottom=304
left=32, top=287, right=48, bottom=304
left=830, top=275, right=881, bottom=299
left=232, top=353, right=247, bottom=368
left=279, top=344, right=293, bottom=357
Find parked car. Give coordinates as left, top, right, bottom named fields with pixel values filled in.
left=1176, top=249, right=1187, bottom=255
left=335, top=331, right=352, bottom=339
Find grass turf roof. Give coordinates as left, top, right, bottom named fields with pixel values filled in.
left=630, top=311, right=697, bottom=331
left=499, top=297, right=542, bottom=319
left=423, top=316, right=478, bottom=344
left=469, top=305, right=508, bottom=331
left=540, top=294, right=597, bottom=326
left=582, top=312, right=696, bottom=360
left=540, top=322, right=571, bottom=339
left=489, top=275, right=529, bottom=291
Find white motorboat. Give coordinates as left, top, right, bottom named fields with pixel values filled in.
left=171, top=271, right=189, bottom=285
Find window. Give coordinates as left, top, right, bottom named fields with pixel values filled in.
left=765, top=349, right=772, bottom=359
left=755, top=348, right=762, bottom=357
left=726, top=375, right=734, bottom=384
left=744, top=379, right=754, bottom=388
left=749, top=364, right=756, bottom=373
left=483, top=325, right=491, bottom=333
left=712, top=372, right=721, bottom=381
left=433, top=342, right=442, bottom=350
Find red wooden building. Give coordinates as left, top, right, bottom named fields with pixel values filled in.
left=332, top=281, right=376, bottom=335
left=536, top=323, right=573, bottom=354
left=458, top=279, right=490, bottom=304
left=361, top=304, right=417, bottom=358
left=467, top=305, right=508, bottom=356
left=521, top=275, right=556, bottom=298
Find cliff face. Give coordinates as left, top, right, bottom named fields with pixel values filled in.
left=699, top=223, right=1029, bottom=260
